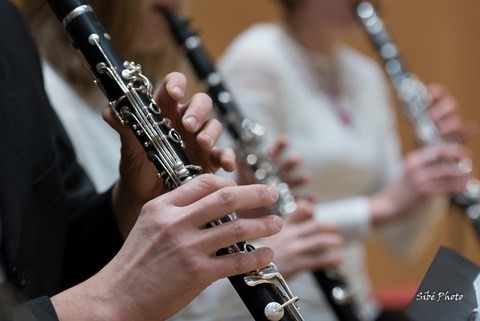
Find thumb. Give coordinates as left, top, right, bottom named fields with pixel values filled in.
left=102, top=107, right=137, bottom=143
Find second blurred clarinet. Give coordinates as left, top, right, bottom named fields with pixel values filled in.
left=356, top=1, right=480, bottom=235
left=161, top=8, right=296, bottom=216
left=161, top=8, right=363, bottom=321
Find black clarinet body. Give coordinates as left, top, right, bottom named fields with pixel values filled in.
left=356, top=1, right=480, bottom=236
left=46, top=1, right=304, bottom=320
left=48, top=0, right=199, bottom=190
left=162, top=8, right=363, bottom=321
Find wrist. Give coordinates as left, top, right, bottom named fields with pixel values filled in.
left=369, top=182, right=408, bottom=227
left=112, top=180, right=142, bottom=238
left=369, top=192, right=396, bottom=227
left=51, top=277, right=125, bottom=321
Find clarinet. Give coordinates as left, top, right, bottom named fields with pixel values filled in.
left=46, top=1, right=304, bottom=321
left=161, top=8, right=363, bottom=321
left=356, top=1, right=480, bottom=235
left=161, top=8, right=296, bottom=216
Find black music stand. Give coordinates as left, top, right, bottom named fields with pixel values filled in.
left=407, top=247, right=480, bottom=321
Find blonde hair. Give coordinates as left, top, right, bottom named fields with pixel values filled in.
left=17, top=0, right=182, bottom=94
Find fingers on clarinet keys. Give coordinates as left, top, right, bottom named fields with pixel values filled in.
left=422, top=145, right=473, bottom=173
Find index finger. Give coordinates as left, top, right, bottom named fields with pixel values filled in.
left=154, top=72, right=187, bottom=108
left=161, top=174, right=237, bottom=207
left=427, top=83, right=449, bottom=103
left=187, top=184, right=279, bottom=226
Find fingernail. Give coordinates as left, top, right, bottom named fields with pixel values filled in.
left=200, top=133, right=214, bottom=148
left=184, top=116, right=198, bottom=131
left=273, top=216, right=283, bottom=229
left=458, top=158, right=473, bottom=173
left=171, top=85, right=183, bottom=97
left=268, top=186, right=278, bottom=201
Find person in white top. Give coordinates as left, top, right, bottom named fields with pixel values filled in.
left=194, top=1, right=472, bottom=321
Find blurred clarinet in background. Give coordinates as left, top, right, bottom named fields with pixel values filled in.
left=162, top=8, right=364, bottom=321
left=161, top=8, right=296, bottom=216
left=356, top=1, right=480, bottom=236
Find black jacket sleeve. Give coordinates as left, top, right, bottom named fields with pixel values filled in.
left=0, top=297, right=59, bottom=321
left=0, top=0, right=123, bottom=309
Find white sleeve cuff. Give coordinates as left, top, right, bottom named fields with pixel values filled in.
left=314, top=197, right=372, bottom=240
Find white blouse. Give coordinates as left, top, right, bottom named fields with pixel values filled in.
left=168, top=23, right=446, bottom=321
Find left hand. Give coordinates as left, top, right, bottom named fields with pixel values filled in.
left=236, top=136, right=309, bottom=189
left=269, top=136, right=310, bottom=189
left=258, top=199, right=343, bottom=279
left=427, top=83, right=477, bottom=143
left=104, top=72, right=235, bottom=236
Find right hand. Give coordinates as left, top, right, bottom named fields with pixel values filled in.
left=258, top=199, right=343, bottom=279
left=51, top=174, right=283, bottom=321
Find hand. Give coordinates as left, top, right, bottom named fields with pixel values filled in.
left=258, top=199, right=343, bottom=279
left=104, top=72, right=236, bottom=236
left=427, top=83, right=477, bottom=143
left=236, top=136, right=310, bottom=204
left=370, top=143, right=473, bottom=226
left=51, top=174, right=283, bottom=321
left=269, top=136, right=310, bottom=189
left=154, top=73, right=235, bottom=174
